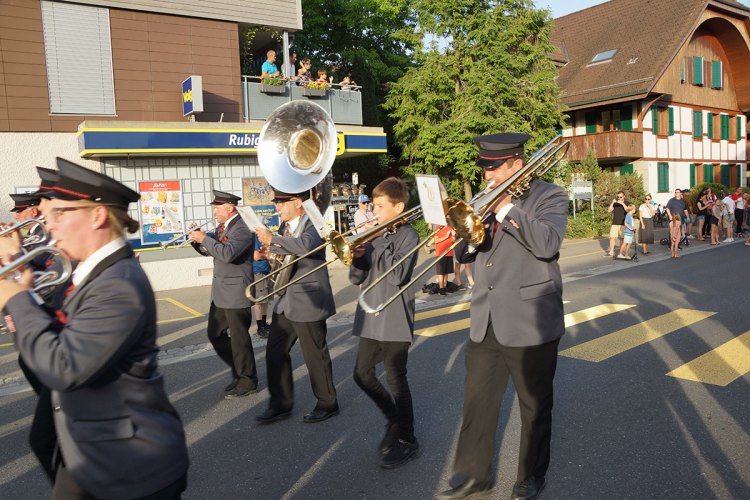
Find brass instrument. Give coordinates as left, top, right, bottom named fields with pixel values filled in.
left=0, top=218, right=49, bottom=249
left=358, top=135, right=570, bottom=315
left=159, top=221, right=213, bottom=249
left=0, top=246, right=73, bottom=294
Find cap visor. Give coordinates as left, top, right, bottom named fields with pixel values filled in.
left=476, top=158, right=505, bottom=168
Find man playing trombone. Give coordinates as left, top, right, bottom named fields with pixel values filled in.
left=437, top=133, right=568, bottom=500
left=189, top=190, right=258, bottom=399
left=254, top=189, right=339, bottom=424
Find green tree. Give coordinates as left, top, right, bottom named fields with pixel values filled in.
left=384, top=0, right=564, bottom=199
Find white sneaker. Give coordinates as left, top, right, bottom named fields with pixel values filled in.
left=687, top=235, right=696, bottom=239
left=722, top=238, right=733, bottom=243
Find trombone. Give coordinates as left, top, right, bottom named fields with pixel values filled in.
left=159, top=221, right=213, bottom=249
left=358, top=135, right=570, bottom=315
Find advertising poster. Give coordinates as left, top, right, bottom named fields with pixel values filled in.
left=138, top=180, right=185, bottom=246
left=242, top=177, right=279, bottom=231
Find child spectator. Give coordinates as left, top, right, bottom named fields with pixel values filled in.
left=349, top=177, right=420, bottom=469
left=433, top=224, right=455, bottom=295
left=617, top=204, right=636, bottom=259
left=670, top=214, right=682, bottom=258
left=297, top=58, right=312, bottom=84
left=339, top=75, right=354, bottom=90
left=316, top=70, right=332, bottom=85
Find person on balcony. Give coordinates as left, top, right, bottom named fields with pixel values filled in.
left=297, top=59, right=312, bottom=85
left=261, top=50, right=281, bottom=79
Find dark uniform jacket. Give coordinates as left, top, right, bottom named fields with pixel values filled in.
left=4, top=245, right=189, bottom=500
left=349, top=224, right=420, bottom=342
left=455, top=180, right=568, bottom=347
left=270, top=219, right=336, bottom=322
left=193, top=215, right=255, bottom=309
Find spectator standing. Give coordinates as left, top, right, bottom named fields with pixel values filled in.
left=454, top=257, right=475, bottom=291
left=618, top=204, right=636, bottom=259
left=606, top=191, right=627, bottom=257
left=353, top=195, right=375, bottom=234
left=670, top=214, right=682, bottom=258
left=433, top=225, right=455, bottom=295
left=638, top=195, right=655, bottom=254
left=261, top=50, right=281, bottom=79
left=696, top=192, right=709, bottom=241
left=721, top=191, right=735, bottom=242
left=665, top=188, right=688, bottom=222
left=731, top=187, right=745, bottom=237
left=710, top=201, right=722, bottom=245
left=284, top=52, right=298, bottom=80
left=685, top=193, right=696, bottom=238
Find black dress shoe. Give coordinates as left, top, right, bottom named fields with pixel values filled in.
left=255, top=407, right=292, bottom=424
left=379, top=422, right=400, bottom=456
left=223, top=378, right=239, bottom=393
left=224, top=385, right=258, bottom=399
left=302, top=407, right=339, bottom=423
left=436, top=477, right=493, bottom=499
left=510, top=476, right=545, bottom=500
left=380, top=438, right=418, bottom=469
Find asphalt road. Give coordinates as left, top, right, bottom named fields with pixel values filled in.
left=0, top=233, right=748, bottom=499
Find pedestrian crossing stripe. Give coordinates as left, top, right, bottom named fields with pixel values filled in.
left=560, top=309, right=716, bottom=362
left=666, top=330, right=750, bottom=386
left=564, top=304, right=635, bottom=328
left=415, top=302, right=470, bottom=321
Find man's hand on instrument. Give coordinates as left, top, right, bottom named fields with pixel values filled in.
left=256, top=227, right=273, bottom=246
left=0, top=268, right=31, bottom=310
left=255, top=244, right=270, bottom=261
left=188, top=230, right=206, bottom=244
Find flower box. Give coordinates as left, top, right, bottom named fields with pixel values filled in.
left=260, top=84, right=286, bottom=94
left=301, top=87, right=327, bottom=97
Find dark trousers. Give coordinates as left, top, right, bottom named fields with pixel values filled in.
left=735, top=209, right=744, bottom=234
left=53, top=464, right=187, bottom=500
left=266, top=312, right=338, bottom=412
left=19, top=357, right=57, bottom=482
left=453, top=324, right=560, bottom=483
left=353, top=337, right=414, bottom=441
left=207, top=302, right=257, bottom=390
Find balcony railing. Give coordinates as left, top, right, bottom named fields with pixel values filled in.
left=566, top=130, right=644, bottom=161
left=241, top=76, right=363, bottom=125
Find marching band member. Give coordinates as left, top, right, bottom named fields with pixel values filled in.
left=349, top=177, right=420, bottom=468
left=437, top=134, right=568, bottom=500
left=189, top=190, right=258, bottom=399
left=0, top=158, right=189, bottom=499
left=254, top=189, right=339, bottom=424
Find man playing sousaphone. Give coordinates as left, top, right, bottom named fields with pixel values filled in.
left=437, top=133, right=568, bottom=500
left=254, top=188, right=339, bottom=424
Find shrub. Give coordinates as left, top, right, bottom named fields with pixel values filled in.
left=594, top=171, right=646, bottom=209
left=566, top=205, right=611, bottom=238
left=261, top=77, right=285, bottom=86
left=687, top=182, right=727, bottom=206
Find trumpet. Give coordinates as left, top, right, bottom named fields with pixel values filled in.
left=358, top=135, right=570, bottom=315
left=0, top=218, right=50, bottom=249
left=0, top=245, right=73, bottom=294
left=160, top=221, right=213, bottom=249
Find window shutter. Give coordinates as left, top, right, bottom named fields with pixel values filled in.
left=620, top=164, right=633, bottom=175
left=41, top=1, right=115, bottom=115
left=668, top=107, right=675, bottom=136
left=652, top=107, right=659, bottom=134
left=585, top=112, right=598, bottom=134
left=707, top=113, right=714, bottom=139
left=692, top=56, right=703, bottom=85
left=693, top=111, right=702, bottom=138
left=704, top=164, right=714, bottom=183
left=721, top=115, right=729, bottom=140
left=721, top=164, right=731, bottom=187
left=690, top=164, right=696, bottom=187
left=658, top=163, right=669, bottom=192
left=711, top=61, right=723, bottom=89
left=737, top=116, right=743, bottom=141
left=620, top=106, right=632, bottom=131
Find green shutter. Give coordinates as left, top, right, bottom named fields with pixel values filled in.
left=652, top=107, right=659, bottom=134
left=585, top=112, right=597, bottom=134
left=737, top=116, right=743, bottom=141
left=693, top=111, right=702, bottom=138
left=721, top=114, right=729, bottom=140
left=658, top=163, right=669, bottom=192
left=620, top=105, right=632, bottom=131
left=668, top=107, right=675, bottom=136
left=711, top=61, right=722, bottom=89
left=721, top=164, right=731, bottom=187
left=620, top=163, right=633, bottom=175
left=681, top=61, right=686, bottom=83
left=690, top=164, right=696, bottom=187
left=707, top=113, right=714, bottom=139
left=737, top=164, right=743, bottom=187
left=693, top=56, right=704, bottom=85
left=704, top=164, right=714, bottom=183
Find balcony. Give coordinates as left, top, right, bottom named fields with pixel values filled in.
left=241, top=76, right=363, bottom=125
left=566, top=130, right=643, bottom=162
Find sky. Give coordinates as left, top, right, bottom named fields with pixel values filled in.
left=535, top=0, right=750, bottom=19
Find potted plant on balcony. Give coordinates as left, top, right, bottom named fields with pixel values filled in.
left=301, top=81, right=329, bottom=97
left=260, top=77, right=286, bottom=94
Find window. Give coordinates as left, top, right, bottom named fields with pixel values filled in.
left=707, top=113, right=719, bottom=140
left=711, top=61, right=723, bottom=89
left=658, top=163, right=669, bottom=192
left=692, top=56, right=704, bottom=86
left=693, top=111, right=703, bottom=138
left=602, top=110, right=611, bottom=132
left=41, top=1, right=115, bottom=115
left=590, top=49, right=618, bottom=64
left=651, top=106, right=674, bottom=136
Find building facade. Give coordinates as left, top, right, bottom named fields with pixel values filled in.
left=0, top=0, right=385, bottom=289
left=552, top=0, right=750, bottom=204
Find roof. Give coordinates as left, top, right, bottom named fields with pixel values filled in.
left=552, top=0, right=750, bottom=110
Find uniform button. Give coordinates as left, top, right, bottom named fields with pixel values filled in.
left=488, top=286, right=495, bottom=290
left=486, top=263, right=493, bottom=267
left=53, top=406, right=61, bottom=412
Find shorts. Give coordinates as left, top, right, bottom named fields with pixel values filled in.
left=696, top=215, right=705, bottom=221
left=722, top=216, right=734, bottom=229
left=250, top=272, right=270, bottom=304
left=609, top=225, right=623, bottom=239
left=623, top=234, right=633, bottom=244
left=435, top=255, right=453, bottom=275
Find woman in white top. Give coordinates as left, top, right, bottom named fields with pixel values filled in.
left=638, top=194, right=656, bottom=254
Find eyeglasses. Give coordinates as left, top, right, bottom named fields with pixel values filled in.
left=646, top=198, right=652, bottom=200
left=48, top=205, right=92, bottom=223
left=617, top=196, right=624, bottom=199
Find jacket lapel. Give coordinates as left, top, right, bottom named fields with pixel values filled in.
left=64, top=245, right=134, bottom=307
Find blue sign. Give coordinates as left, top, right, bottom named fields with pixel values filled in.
left=182, top=75, right=203, bottom=116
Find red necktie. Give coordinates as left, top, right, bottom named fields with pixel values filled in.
left=64, top=283, right=75, bottom=298
left=216, top=223, right=225, bottom=239
left=284, top=224, right=291, bottom=237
